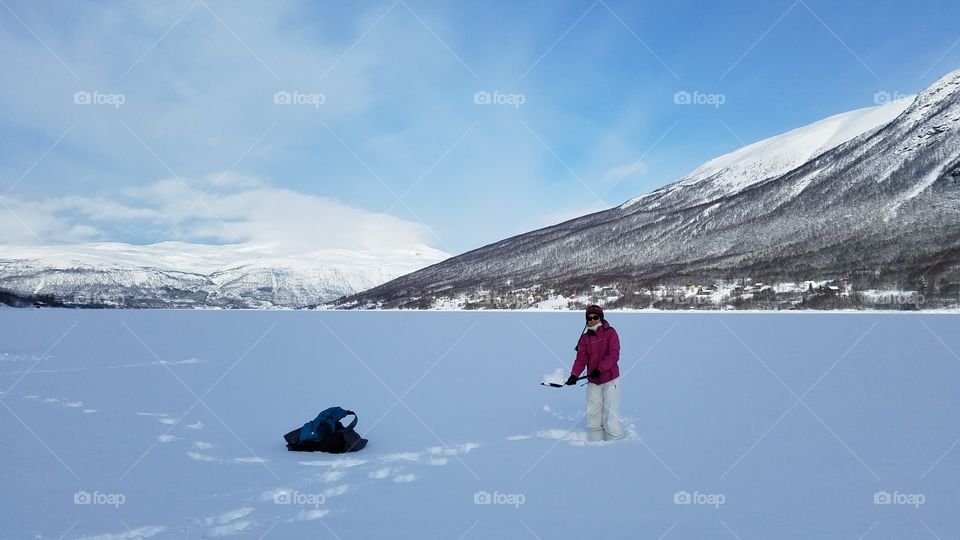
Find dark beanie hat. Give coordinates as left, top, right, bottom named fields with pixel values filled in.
left=585, top=305, right=604, bottom=320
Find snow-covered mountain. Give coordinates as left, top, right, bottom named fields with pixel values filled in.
left=620, top=98, right=913, bottom=211
left=0, top=242, right=448, bottom=308
left=338, top=69, right=960, bottom=309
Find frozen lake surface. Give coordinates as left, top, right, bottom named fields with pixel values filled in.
left=1, top=310, right=958, bottom=539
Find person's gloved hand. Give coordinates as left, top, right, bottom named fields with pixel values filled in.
left=589, top=368, right=602, bottom=379
left=565, top=374, right=579, bottom=386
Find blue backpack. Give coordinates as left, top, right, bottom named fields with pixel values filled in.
left=283, top=407, right=367, bottom=453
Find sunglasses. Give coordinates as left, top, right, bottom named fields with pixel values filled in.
left=586, top=314, right=601, bottom=321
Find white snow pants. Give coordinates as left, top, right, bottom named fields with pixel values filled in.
left=585, top=377, right=623, bottom=441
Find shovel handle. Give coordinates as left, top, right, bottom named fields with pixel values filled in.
left=541, top=374, right=588, bottom=388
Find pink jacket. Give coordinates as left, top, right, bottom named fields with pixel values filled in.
left=571, top=320, right=620, bottom=385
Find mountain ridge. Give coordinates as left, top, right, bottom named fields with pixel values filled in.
left=335, top=69, right=960, bottom=309
left=0, top=242, right=448, bottom=308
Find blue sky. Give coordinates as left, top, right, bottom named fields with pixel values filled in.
left=0, top=0, right=958, bottom=255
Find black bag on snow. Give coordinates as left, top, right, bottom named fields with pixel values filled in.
left=283, top=406, right=368, bottom=453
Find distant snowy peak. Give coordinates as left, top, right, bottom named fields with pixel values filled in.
left=0, top=242, right=448, bottom=276
left=0, top=242, right=450, bottom=308
left=620, top=97, right=914, bottom=211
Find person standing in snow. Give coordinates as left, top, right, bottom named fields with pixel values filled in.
left=565, top=305, right=624, bottom=441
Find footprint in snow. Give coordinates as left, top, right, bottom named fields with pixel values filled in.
left=368, top=467, right=392, bottom=480
left=298, top=457, right=367, bottom=468
left=317, top=469, right=346, bottom=483
left=187, top=451, right=269, bottom=465
left=392, top=474, right=417, bottom=483
left=136, top=412, right=179, bottom=425
left=378, top=443, right=479, bottom=464
left=73, top=524, right=167, bottom=539
left=180, top=440, right=267, bottom=465
left=24, top=394, right=99, bottom=414
left=505, top=414, right=641, bottom=445
left=202, top=507, right=255, bottom=538
left=290, top=508, right=330, bottom=521
left=188, top=451, right=220, bottom=463
left=366, top=467, right=417, bottom=483
left=380, top=452, right=420, bottom=463
left=323, top=484, right=350, bottom=498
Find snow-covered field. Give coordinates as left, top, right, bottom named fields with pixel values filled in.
left=1, top=310, right=958, bottom=539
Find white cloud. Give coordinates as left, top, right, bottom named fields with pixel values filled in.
left=0, top=175, right=435, bottom=253
left=0, top=1, right=398, bottom=188
left=0, top=200, right=74, bottom=244
left=0, top=1, right=656, bottom=254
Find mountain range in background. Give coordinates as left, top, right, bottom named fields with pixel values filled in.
left=0, top=243, right=446, bottom=308
left=335, top=68, right=960, bottom=311
left=2, top=69, right=959, bottom=310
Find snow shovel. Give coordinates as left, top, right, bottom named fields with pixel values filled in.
left=541, top=374, right=588, bottom=388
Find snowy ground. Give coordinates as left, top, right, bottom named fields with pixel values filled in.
left=1, top=310, right=958, bottom=539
